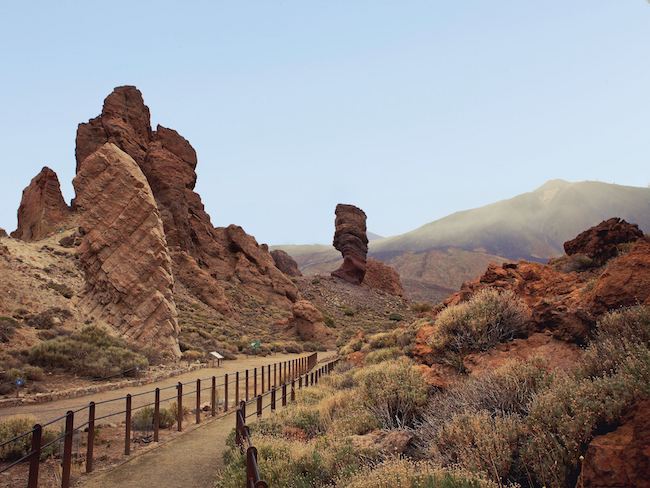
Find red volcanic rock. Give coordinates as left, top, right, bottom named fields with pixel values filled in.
left=363, top=258, right=404, bottom=296
left=271, top=250, right=302, bottom=277
left=563, top=217, right=643, bottom=265
left=73, top=143, right=180, bottom=358
left=579, top=400, right=650, bottom=488
left=76, top=86, right=299, bottom=315
left=589, top=238, right=650, bottom=314
left=0, top=228, right=6, bottom=238
left=290, top=300, right=334, bottom=345
left=331, top=204, right=368, bottom=285
left=11, top=167, right=70, bottom=241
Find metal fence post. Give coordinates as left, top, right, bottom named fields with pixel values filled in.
left=61, top=410, right=74, bottom=488
left=196, top=379, right=201, bottom=424
left=245, top=369, right=249, bottom=401
left=86, top=402, right=96, bottom=472
left=261, top=366, right=265, bottom=394
left=125, top=394, right=132, bottom=455
left=257, top=395, right=262, bottom=417
left=211, top=377, right=217, bottom=416
left=291, top=380, right=296, bottom=402
left=27, top=424, right=42, bottom=488
left=273, top=363, right=277, bottom=387
left=254, top=367, right=257, bottom=397
left=271, top=387, right=276, bottom=411
left=235, top=372, right=240, bottom=406
left=299, top=376, right=303, bottom=389
left=177, top=382, right=183, bottom=432
left=282, top=384, right=287, bottom=407
left=267, top=364, right=271, bottom=391
left=153, top=389, right=160, bottom=442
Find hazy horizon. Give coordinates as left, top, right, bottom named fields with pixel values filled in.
left=2, top=2, right=650, bottom=245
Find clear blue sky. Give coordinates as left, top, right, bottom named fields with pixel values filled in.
left=1, top=1, right=649, bottom=245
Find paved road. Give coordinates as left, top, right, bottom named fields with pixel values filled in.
left=77, top=352, right=337, bottom=488
left=0, top=352, right=330, bottom=430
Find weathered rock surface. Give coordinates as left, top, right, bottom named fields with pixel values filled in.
left=271, top=249, right=302, bottom=277
left=11, top=167, right=70, bottom=241
left=73, top=143, right=180, bottom=358
left=0, top=228, right=7, bottom=238
left=363, top=258, right=404, bottom=296
left=350, top=429, right=413, bottom=456
left=580, top=400, right=650, bottom=488
left=289, top=299, right=334, bottom=345
left=564, top=217, right=643, bottom=265
left=76, top=86, right=299, bottom=316
left=331, top=204, right=368, bottom=285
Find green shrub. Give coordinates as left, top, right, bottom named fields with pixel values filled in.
left=0, top=416, right=57, bottom=461
left=283, top=342, right=303, bottom=354
left=324, top=316, right=336, bottom=328
left=131, top=405, right=176, bottom=431
left=181, top=350, right=205, bottom=362
left=341, top=458, right=499, bottom=488
left=411, top=302, right=433, bottom=313
left=364, top=347, right=401, bottom=365
left=28, top=325, right=148, bottom=378
left=356, top=359, right=429, bottom=428
left=428, top=288, right=529, bottom=365
left=367, top=332, right=396, bottom=350
left=46, top=281, right=74, bottom=298
left=342, top=307, right=355, bottom=317
left=388, top=313, right=403, bottom=322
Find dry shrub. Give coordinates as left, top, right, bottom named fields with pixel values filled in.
left=431, top=411, right=524, bottom=482
left=131, top=405, right=176, bottom=431
left=364, top=347, right=401, bottom=365
left=356, top=359, right=429, bottom=428
left=0, top=416, right=57, bottom=461
left=341, top=458, right=499, bottom=488
left=367, top=332, right=396, bottom=350
left=428, top=289, right=530, bottom=363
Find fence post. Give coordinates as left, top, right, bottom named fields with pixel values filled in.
left=311, top=372, right=314, bottom=386
left=61, top=410, right=74, bottom=488
left=177, top=382, right=183, bottom=432
left=284, top=362, right=287, bottom=383
left=257, top=395, right=262, bottom=417
left=245, top=369, right=249, bottom=401
left=240, top=400, right=247, bottom=422
left=196, top=379, right=201, bottom=424
left=27, top=424, right=42, bottom=488
left=211, top=377, right=217, bottom=416
left=271, top=387, right=276, bottom=411
left=235, top=372, right=240, bottom=406
left=261, top=366, right=265, bottom=394
left=235, top=406, right=242, bottom=448
left=291, top=380, right=296, bottom=402
left=267, top=364, right=271, bottom=391
left=125, top=394, right=132, bottom=455
left=282, top=384, right=287, bottom=407
left=274, top=363, right=277, bottom=387
left=299, top=376, right=302, bottom=389
left=224, top=374, right=229, bottom=411
left=153, top=389, right=160, bottom=442
left=254, top=367, right=258, bottom=397
left=86, top=401, right=96, bottom=472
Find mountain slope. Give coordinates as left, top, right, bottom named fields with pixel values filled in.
left=373, top=180, right=650, bottom=260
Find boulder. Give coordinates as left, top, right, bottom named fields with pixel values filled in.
left=11, top=167, right=70, bottom=241
left=363, top=258, right=404, bottom=296
left=290, top=299, right=334, bottom=345
left=0, top=228, right=6, bottom=238
left=73, top=143, right=180, bottom=358
left=579, top=400, right=650, bottom=487
left=271, top=249, right=302, bottom=277
left=331, top=204, right=368, bottom=285
left=564, top=217, right=643, bottom=265
left=350, top=429, right=413, bottom=456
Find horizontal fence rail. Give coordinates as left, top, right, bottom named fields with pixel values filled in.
left=0, top=353, right=320, bottom=488
left=234, top=357, right=339, bottom=487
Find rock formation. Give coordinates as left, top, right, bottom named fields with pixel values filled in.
left=331, top=204, right=369, bottom=285
left=11, top=167, right=70, bottom=241
left=76, top=86, right=299, bottom=315
left=564, top=217, right=643, bottom=265
left=73, top=143, right=180, bottom=358
left=0, top=228, right=7, bottom=238
left=579, top=400, right=650, bottom=487
left=363, top=258, right=404, bottom=296
left=271, top=250, right=302, bottom=277
left=289, top=300, right=334, bottom=345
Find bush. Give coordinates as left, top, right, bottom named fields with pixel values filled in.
left=0, top=416, right=57, bottom=461
left=28, top=325, right=148, bottom=378
left=181, top=350, right=205, bottom=362
left=428, top=288, right=529, bottom=366
left=46, top=281, right=74, bottom=299
left=364, top=347, right=401, bottom=365
left=430, top=411, right=524, bottom=482
left=367, top=332, right=396, bottom=350
left=388, top=313, right=403, bottom=322
left=411, top=302, right=433, bottom=313
left=341, top=458, right=499, bottom=488
left=356, top=359, right=429, bottom=428
left=131, top=405, right=176, bottom=431
left=0, top=316, right=18, bottom=343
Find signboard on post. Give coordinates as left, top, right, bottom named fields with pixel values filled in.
left=209, top=351, right=224, bottom=367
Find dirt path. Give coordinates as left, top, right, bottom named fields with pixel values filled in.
left=76, top=352, right=336, bottom=488
left=0, top=352, right=331, bottom=430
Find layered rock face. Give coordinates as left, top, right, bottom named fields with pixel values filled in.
left=363, top=258, right=404, bottom=296
left=564, top=217, right=643, bottom=265
left=73, top=143, right=180, bottom=358
left=76, top=86, right=298, bottom=314
left=289, top=299, right=334, bottom=345
left=11, top=167, right=70, bottom=241
left=331, top=204, right=369, bottom=285
left=271, top=250, right=302, bottom=277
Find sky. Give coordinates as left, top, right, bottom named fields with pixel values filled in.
left=1, top=1, right=649, bottom=245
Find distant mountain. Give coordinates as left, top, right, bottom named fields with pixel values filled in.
left=276, top=180, right=650, bottom=303
left=373, top=180, right=650, bottom=261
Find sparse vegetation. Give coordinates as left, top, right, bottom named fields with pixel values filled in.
left=0, top=416, right=57, bottom=461
left=0, top=316, right=18, bottom=343
left=28, top=325, right=148, bottom=378
left=131, top=405, right=176, bottom=431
